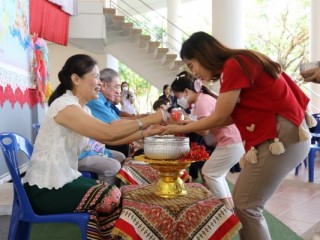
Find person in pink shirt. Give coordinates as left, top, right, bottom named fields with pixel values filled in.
left=170, top=71, right=245, bottom=210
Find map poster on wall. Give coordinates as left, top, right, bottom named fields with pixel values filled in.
left=0, top=0, right=43, bottom=107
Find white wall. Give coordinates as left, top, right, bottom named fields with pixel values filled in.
left=48, top=43, right=107, bottom=89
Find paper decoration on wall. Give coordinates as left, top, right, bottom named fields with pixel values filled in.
left=0, top=0, right=51, bottom=108
left=30, top=34, right=51, bottom=103
left=0, top=85, right=39, bottom=108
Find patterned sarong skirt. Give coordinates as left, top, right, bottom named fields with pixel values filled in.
left=24, top=176, right=121, bottom=240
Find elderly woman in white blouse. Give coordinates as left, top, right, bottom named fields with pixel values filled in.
left=23, top=54, right=168, bottom=240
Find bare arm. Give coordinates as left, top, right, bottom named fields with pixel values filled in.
left=161, top=90, right=240, bottom=135
left=119, top=112, right=149, bottom=119
left=178, top=118, right=210, bottom=136
left=104, top=124, right=163, bottom=145
left=119, top=111, right=135, bottom=118
left=54, top=106, right=167, bottom=143
left=192, top=118, right=211, bottom=136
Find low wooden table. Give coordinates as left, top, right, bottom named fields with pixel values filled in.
left=112, top=184, right=241, bottom=240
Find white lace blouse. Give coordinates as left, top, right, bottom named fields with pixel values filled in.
left=24, top=91, right=90, bottom=189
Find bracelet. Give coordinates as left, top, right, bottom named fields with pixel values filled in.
left=140, top=129, right=145, bottom=141
left=136, top=119, right=144, bottom=130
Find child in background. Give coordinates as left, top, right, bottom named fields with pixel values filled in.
left=152, top=98, right=171, bottom=111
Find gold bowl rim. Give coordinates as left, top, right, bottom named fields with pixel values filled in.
left=134, top=154, right=194, bottom=165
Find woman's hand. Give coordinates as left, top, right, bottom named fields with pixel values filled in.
left=160, top=124, right=184, bottom=135
left=144, top=124, right=164, bottom=137
left=167, top=119, right=194, bottom=126
left=152, top=109, right=171, bottom=125
left=180, top=119, right=195, bottom=125
left=301, top=67, right=320, bottom=84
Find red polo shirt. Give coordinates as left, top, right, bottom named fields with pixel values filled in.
left=220, top=56, right=309, bottom=152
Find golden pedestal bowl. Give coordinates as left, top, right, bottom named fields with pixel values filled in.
left=134, top=155, right=193, bottom=198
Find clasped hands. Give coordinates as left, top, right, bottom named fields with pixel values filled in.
left=147, top=109, right=194, bottom=136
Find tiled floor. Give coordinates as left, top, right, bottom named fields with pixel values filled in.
left=270, top=159, right=320, bottom=238
left=0, top=158, right=320, bottom=239
left=226, top=157, right=320, bottom=239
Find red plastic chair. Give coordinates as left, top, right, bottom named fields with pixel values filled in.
left=0, top=132, right=89, bottom=240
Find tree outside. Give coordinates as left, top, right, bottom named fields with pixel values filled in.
left=118, top=62, right=159, bottom=114
left=245, top=0, right=309, bottom=84
left=119, top=0, right=312, bottom=113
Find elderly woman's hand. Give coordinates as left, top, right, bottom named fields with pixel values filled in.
left=301, top=67, right=320, bottom=84
left=144, top=124, right=164, bottom=137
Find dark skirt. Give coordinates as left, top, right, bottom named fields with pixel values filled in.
left=24, top=176, right=121, bottom=239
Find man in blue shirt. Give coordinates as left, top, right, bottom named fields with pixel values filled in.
left=87, top=68, right=148, bottom=121
left=87, top=69, right=121, bottom=123
left=87, top=68, right=135, bottom=157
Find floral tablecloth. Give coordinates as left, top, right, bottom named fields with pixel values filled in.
left=117, top=158, right=191, bottom=185
left=112, top=184, right=241, bottom=240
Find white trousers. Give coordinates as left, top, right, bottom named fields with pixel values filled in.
left=78, top=150, right=126, bottom=185
left=202, top=143, right=245, bottom=198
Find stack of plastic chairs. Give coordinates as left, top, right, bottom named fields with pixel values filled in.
left=295, top=113, right=320, bottom=182
left=0, top=132, right=89, bottom=240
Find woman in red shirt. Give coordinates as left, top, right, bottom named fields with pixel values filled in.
left=162, top=31, right=313, bottom=240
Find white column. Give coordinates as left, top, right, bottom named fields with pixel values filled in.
left=106, top=54, right=119, bottom=71
left=210, top=0, right=244, bottom=94
left=211, top=0, right=245, bottom=48
left=167, top=0, right=182, bottom=54
left=310, top=0, right=320, bottom=61
left=104, top=0, right=115, bottom=8
left=309, top=0, right=320, bottom=113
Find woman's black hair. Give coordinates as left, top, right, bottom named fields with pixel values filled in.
left=162, top=84, right=170, bottom=94
left=48, top=54, right=97, bottom=106
left=180, top=31, right=281, bottom=83
left=171, top=71, right=217, bottom=98
left=121, top=81, right=129, bottom=90
left=152, top=98, right=170, bottom=111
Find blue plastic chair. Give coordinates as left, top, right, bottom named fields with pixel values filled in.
left=32, top=123, right=98, bottom=180
left=306, top=143, right=320, bottom=182
left=308, top=114, right=320, bottom=182
left=0, top=132, right=90, bottom=240
left=295, top=113, right=320, bottom=182
left=32, top=123, right=41, bottom=133
left=310, top=113, right=320, bottom=144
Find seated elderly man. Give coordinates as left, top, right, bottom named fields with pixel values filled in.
left=86, top=68, right=147, bottom=157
